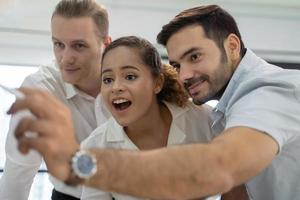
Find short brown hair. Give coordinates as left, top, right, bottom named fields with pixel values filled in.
left=52, top=0, right=109, bottom=37
left=157, top=5, right=246, bottom=57
left=102, top=36, right=189, bottom=107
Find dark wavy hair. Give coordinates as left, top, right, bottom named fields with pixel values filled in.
left=157, top=4, right=246, bottom=57
left=102, top=36, right=188, bottom=107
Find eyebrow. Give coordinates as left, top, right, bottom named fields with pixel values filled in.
left=180, top=47, right=200, bottom=60
left=102, top=65, right=140, bottom=74
left=51, top=36, right=86, bottom=43
left=51, top=36, right=59, bottom=41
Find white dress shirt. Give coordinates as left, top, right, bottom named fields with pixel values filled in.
left=81, top=101, right=220, bottom=200
left=0, top=64, right=110, bottom=199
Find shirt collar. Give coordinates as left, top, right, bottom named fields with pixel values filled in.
left=105, top=101, right=189, bottom=145
left=105, top=117, right=126, bottom=142
left=63, top=82, right=77, bottom=99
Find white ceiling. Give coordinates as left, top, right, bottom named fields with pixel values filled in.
left=0, top=0, right=299, bottom=65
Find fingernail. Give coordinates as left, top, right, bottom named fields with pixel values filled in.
left=6, top=108, right=12, bottom=114
left=7, top=104, right=14, bottom=114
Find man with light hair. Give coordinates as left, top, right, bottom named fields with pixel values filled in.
left=0, top=0, right=111, bottom=199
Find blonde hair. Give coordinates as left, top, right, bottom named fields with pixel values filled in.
left=52, top=0, right=109, bottom=37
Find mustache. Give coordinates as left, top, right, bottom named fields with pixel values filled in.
left=183, top=75, right=209, bottom=90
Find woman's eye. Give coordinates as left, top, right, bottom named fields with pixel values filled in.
left=103, top=78, right=113, bottom=84
left=126, top=74, right=137, bottom=81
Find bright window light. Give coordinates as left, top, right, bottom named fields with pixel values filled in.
left=0, top=65, right=52, bottom=200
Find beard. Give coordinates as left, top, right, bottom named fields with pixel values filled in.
left=185, top=58, right=232, bottom=105
left=183, top=75, right=212, bottom=105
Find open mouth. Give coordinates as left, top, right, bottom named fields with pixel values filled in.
left=112, top=98, right=132, bottom=111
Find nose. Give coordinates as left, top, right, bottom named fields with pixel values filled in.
left=111, top=78, right=125, bottom=94
left=60, top=48, right=75, bottom=65
left=178, top=64, right=194, bottom=84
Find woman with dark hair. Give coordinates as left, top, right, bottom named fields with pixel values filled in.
left=80, top=36, right=219, bottom=200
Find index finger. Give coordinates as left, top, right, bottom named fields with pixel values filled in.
left=7, top=87, right=61, bottom=119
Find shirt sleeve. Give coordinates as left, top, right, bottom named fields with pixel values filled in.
left=225, top=84, right=300, bottom=152
left=0, top=156, right=40, bottom=200
left=0, top=74, right=44, bottom=199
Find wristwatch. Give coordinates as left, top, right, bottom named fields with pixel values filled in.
left=65, top=149, right=97, bottom=186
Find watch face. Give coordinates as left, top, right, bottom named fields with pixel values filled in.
left=77, top=154, right=95, bottom=174
left=73, top=150, right=97, bottom=179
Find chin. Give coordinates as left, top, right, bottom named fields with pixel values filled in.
left=65, top=78, right=80, bottom=86
left=119, top=122, right=131, bottom=128
left=191, top=94, right=211, bottom=105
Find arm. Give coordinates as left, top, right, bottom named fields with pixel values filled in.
left=84, top=127, right=277, bottom=199
left=0, top=70, right=54, bottom=200
left=0, top=117, right=41, bottom=200
left=80, top=126, right=113, bottom=200
left=0, top=82, right=43, bottom=200
left=0, top=156, right=40, bottom=200
left=10, top=88, right=278, bottom=199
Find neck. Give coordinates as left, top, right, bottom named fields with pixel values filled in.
left=125, top=102, right=172, bottom=150
left=216, top=55, right=243, bottom=101
left=75, top=78, right=101, bottom=98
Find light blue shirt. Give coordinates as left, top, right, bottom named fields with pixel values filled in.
left=211, top=49, right=300, bottom=200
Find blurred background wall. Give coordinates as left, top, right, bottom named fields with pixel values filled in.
left=0, top=0, right=299, bottom=67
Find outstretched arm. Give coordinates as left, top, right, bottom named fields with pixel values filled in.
left=85, top=127, right=277, bottom=199
left=10, top=88, right=278, bottom=199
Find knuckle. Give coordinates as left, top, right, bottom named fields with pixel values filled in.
left=47, top=142, right=60, bottom=157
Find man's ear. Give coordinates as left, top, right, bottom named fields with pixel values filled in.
left=225, top=33, right=241, bottom=62
left=103, top=36, right=112, bottom=47
left=154, top=73, right=164, bottom=94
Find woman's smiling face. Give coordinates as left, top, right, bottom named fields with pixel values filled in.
left=101, top=46, right=161, bottom=127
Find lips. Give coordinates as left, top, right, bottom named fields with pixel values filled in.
left=64, top=68, right=80, bottom=72
left=187, top=79, right=205, bottom=96
left=112, top=98, right=132, bottom=111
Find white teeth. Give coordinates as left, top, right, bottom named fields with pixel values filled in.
left=113, top=98, right=129, bottom=104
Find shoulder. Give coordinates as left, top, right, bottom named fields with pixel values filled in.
left=165, top=100, right=212, bottom=124
left=182, top=101, right=212, bottom=119
left=171, top=101, right=213, bottom=125
left=167, top=101, right=214, bottom=143
left=80, top=118, right=113, bottom=149
left=22, top=64, right=62, bottom=89
left=225, top=71, right=300, bottom=148
left=22, top=64, right=68, bottom=98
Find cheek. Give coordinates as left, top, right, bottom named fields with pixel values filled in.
left=90, top=48, right=103, bottom=62
left=100, top=88, right=111, bottom=108
left=53, top=50, right=62, bottom=62
left=135, top=83, right=156, bottom=103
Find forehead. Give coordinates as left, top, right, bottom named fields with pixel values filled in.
left=51, top=15, right=99, bottom=42
left=166, top=25, right=211, bottom=61
left=102, top=46, right=146, bottom=70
